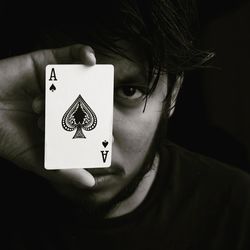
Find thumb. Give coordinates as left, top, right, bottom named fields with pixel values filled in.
left=54, top=168, right=96, bottom=188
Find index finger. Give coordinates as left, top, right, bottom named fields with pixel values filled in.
left=29, top=44, right=96, bottom=94
left=51, top=44, right=96, bottom=65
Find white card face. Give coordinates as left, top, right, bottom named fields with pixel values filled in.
left=44, top=64, right=114, bottom=169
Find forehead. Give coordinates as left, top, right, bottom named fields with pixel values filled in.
left=95, top=41, right=148, bottom=84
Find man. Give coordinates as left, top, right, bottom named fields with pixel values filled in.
left=1, top=1, right=250, bottom=249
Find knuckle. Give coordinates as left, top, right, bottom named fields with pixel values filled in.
left=84, top=45, right=95, bottom=54
left=49, top=48, right=57, bottom=62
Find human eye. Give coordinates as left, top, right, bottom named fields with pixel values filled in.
left=114, top=84, right=148, bottom=107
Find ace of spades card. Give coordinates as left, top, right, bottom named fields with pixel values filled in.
left=44, top=64, right=114, bottom=169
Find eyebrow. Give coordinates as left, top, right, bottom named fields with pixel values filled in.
left=114, top=64, right=148, bottom=86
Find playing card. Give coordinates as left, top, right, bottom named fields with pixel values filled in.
left=44, top=64, right=114, bottom=169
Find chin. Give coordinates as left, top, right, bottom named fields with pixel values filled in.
left=70, top=188, right=123, bottom=217
left=55, top=179, right=123, bottom=210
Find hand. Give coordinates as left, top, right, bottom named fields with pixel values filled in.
left=0, top=44, right=96, bottom=188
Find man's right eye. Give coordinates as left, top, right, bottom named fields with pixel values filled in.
left=114, top=85, right=148, bottom=107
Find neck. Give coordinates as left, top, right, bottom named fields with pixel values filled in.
left=105, top=153, right=160, bottom=218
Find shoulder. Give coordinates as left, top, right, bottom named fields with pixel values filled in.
left=160, top=142, right=250, bottom=205
left=165, top=142, right=250, bottom=185
left=159, top=142, right=250, bottom=247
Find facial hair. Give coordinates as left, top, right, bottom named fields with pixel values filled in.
left=52, top=114, right=167, bottom=219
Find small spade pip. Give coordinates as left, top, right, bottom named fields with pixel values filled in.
left=49, top=84, right=56, bottom=92
left=61, top=95, right=97, bottom=138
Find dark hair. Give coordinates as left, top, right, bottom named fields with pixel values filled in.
left=40, top=0, right=213, bottom=101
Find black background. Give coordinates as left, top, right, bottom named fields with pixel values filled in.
left=169, top=0, right=250, bottom=173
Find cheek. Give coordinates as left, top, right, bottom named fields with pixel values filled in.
left=114, top=114, right=156, bottom=152
left=112, top=79, right=167, bottom=175
left=112, top=101, right=163, bottom=165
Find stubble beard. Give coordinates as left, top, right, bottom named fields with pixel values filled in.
left=73, top=146, right=157, bottom=218
left=53, top=116, right=167, bottom=218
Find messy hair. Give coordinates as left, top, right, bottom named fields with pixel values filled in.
left=41, top=0, right=213, bottom=101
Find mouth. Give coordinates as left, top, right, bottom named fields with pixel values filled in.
left=85, top=166, right=123, bottom=189
left=85, top=166, right=122, bottom=176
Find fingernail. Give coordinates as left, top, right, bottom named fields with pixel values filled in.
left=85, top=175, right=95, bottom=188
left=88, top=52, right=96, bottom=65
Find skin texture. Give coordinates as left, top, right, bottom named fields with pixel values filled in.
left=0, top=45, right=97, bottom=188
left=0, top=42, right=181, bottom=217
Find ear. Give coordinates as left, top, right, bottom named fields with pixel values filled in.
left=168, top=74, right=183, bottom=117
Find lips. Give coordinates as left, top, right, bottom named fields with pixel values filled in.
left=85, top=167, right=122, bottom=176
left=85, top=167, right=123, bottom=190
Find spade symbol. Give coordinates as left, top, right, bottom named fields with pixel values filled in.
left=49, top=84, right=56, bottom=92
left=61, top=95, right=97, bottom=139
left=102, top=140, right=108, bottom=148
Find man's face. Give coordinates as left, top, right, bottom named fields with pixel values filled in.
left=57, top=42, right=169, bottom=209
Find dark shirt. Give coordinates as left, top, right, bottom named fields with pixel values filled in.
left=2, top=142, right=250, bottom=250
